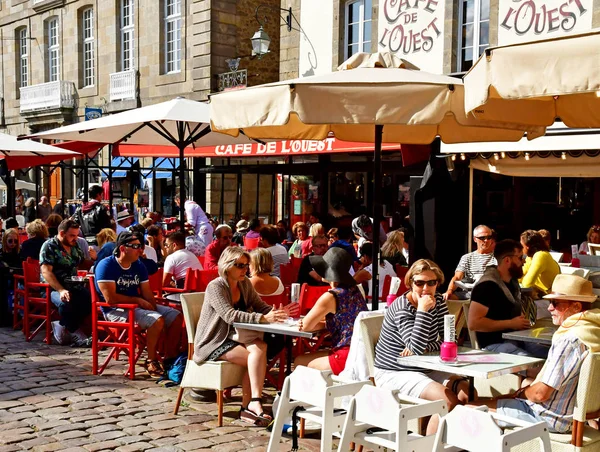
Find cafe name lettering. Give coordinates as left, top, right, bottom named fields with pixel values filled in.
left=379, top=0, right=442, bottom=55
left=501, top=0, right=588, bottom=35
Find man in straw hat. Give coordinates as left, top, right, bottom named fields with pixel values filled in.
left=473, top=274, right=600, bottom=433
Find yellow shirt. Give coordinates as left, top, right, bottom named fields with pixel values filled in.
left=520, top=251, right=560, bottom=293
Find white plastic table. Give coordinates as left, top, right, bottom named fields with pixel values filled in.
left=397, top=347, right=544, bottom=400
left=233, top=321, right=321, bottom=375
left=502, top=318, right=557, bottom=346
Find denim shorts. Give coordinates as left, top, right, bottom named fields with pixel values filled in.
left=496, top=398, right=546, bottom=426
left=105, top=304, right=181, bottom=330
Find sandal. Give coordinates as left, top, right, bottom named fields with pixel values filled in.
left=144, top=359, right=164, bottom=379
left=240, top=397, right=272, bottom=427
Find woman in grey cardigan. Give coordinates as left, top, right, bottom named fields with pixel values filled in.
left=194, top=246, right=289, bottom=426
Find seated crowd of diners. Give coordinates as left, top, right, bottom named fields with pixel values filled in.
left=3, top=200, right=600, bottom=436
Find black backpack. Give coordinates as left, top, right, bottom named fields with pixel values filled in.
left=74, top=203, right=110, bottom=237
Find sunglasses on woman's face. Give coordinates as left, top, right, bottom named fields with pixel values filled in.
left=7, top=239, right=17, bottom=245
left=412, top=279, right=438, bottom=287
left=124, top=243, right=142, bottom=250
left=233, top=263, right=250, bottom=269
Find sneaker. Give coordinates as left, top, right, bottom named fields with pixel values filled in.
left=51, top=321, right=71, bottom=345
left=71, top=336, right=93, bottom=348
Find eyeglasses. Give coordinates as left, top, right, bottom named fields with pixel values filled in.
left=412, top=279, right=438, bottom=287
left=124, top=243, right=142, bottom=250
left=313, top=244, right=328, bottom=248
left=475, top=235, right=493, bottom=241
left=7, top=239, right=17, bottom=244
left=233, top=263, right=250, bottom=269
left=549, top=300, right=573, bottom=307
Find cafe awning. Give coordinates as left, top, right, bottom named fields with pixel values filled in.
left=113, top=137, right=402, bottom=158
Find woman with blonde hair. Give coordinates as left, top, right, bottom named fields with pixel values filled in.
left=381, top=230, right=408, bottom=267
left=303, top=223, right=326, bottom=256
left=194, top=246, right=292, bottom=426
left=249, top=248, right=285, bottom=296
left=95, top=228, right=118, bottom=263
left=20, top=219, right=49, bottom=261
left=373, top=258, right=469, bottom=433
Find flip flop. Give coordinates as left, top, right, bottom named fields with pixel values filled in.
left=239, top=403, right=272, bottom=427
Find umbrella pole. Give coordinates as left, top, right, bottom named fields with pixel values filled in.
left=179, top=145, right=186, bottom=232
left=371, top=124, right=384, bottom=311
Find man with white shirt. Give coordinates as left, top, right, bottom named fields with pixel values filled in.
left=259, top=225, right=289, bottom=277
left=174, top=196, right=213, bottom=248
left=162, top=231, right=203, bottom=288
left=116, top=210, right=134, bottom=235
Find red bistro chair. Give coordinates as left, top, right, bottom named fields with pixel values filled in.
left=243, top=236, right=260, bottom=250
left=297, top=283, right=330, bottom=355
left=366, top=274, right=392, bottom=302
left=12, top=257, right=36, bottom=331
left=90, top=275, right=146, bottom=380
left=395, top=265, right=409, bottom=295
left=20, top=259, right=54, bottom=343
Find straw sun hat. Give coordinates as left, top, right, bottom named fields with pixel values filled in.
left=543, top=274, right=597, bottom=303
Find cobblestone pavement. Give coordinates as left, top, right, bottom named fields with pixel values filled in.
left=0, top=328, right=328, bottom=452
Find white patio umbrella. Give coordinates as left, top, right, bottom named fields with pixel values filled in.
left=24, top=97, right=256, bottom=229
left=0, top=131, right=81, bottom=170
left=210, top=52, right=542, bottom=307
left=464, top=30, right=600, bottom=128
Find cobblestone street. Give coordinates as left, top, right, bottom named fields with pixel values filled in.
left=0, top=328, right=324, bottom=452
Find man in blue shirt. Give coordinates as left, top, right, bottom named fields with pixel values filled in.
left=95, top=231, right=182, bottom=379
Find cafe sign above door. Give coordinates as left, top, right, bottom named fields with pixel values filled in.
left=498, top=0, right=593, bottom=45
left=377, top=0, right=446, bottom=74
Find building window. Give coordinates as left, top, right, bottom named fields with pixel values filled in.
left=18, top=27, right=28, bottom=88
left=164, top=0, right=181, bottom=73
left=47, top=18, right=59, bottom=82
left=458, top=0, right=490, bottom=72
left=121, top=0, right=135, bottom=71
left=344, top=0, right=372, bottom=59
left=82, top=8, right=95, bottom=87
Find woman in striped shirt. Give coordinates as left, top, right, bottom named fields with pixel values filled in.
left=373, top=259, right=470, bottom=434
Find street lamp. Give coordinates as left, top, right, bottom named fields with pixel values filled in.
left=251, top=5, right=295, bottom=58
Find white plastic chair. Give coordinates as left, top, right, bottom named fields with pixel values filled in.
left=550, top=252, right=564, bottom=263
left=433, top=404, right=551, bottom=452
left=337, top=384, right=448, bottom=452
left=561, top=266, right=591, bottom=279
left=173, top=292, right=246, bottom=426
left=267, top=366, right=372, bottom=452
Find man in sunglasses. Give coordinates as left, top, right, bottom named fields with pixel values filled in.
left=443, top=224, right=497, bottom=300
left=95, top=231, right=182, bottom=379
left=472, top=274, right=600, bottom=434
left=468, top=239, right=546, bottom=357
left=40, top=219, right=94, bottom=346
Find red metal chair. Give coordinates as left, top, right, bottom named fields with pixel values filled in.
left=297, top=283, right=330, bottom=355
left=89, top=275, right=146, bottom=380
left=197, top=254, right=205, bottom=268
left=148, top=268, right=164, bottom=298
left=20, top=259, right=54, bottom=343
left=279, top=263, right=298, bottom=299
left=243, top=236, right=260, bottom=250
left=395, top=265, right=409, bottom=295
left=197, top=269, right=219, bottom=291
left=162, top=268, right=219, bottom=298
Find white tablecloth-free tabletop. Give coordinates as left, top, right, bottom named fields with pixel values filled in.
left=233, top=321, right=318, bottom=339
left=397, top=347, right=544, bottom=380
left=502, top=318, right=557, bottom=346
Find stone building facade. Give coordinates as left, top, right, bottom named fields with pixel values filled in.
left=0, top=0, right=280, bottom=208
left=279, top=0, right=600, bottom=80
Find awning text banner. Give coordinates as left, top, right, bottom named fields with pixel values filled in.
left=113, top=137, right=401, bottom=158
